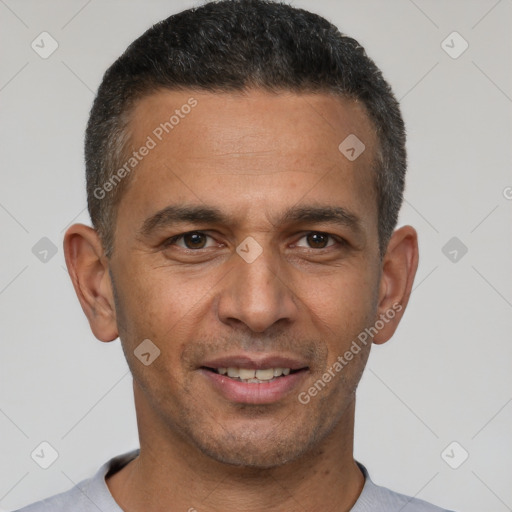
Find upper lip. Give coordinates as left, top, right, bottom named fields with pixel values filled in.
left=200, top=354, right=309, bottom=371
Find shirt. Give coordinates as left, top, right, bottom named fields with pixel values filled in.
left=14, top=449, right=454, bottom=511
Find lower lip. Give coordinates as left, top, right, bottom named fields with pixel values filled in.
left=199, top=369, right=308, bottom=404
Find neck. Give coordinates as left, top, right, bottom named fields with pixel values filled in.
left=107, top=385, right=365, bottom=512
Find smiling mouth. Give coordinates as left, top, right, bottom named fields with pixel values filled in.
left=201, top=366, right=305, bottom=384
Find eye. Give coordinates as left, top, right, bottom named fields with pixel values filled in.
left=163, top=231, right=217, bottom=250
left=294, top=232, right=340, bottom=249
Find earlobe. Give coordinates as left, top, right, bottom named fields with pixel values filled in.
left=63, top=224, right=119, bottom=342
left=372, top=225, right=419, bottom=345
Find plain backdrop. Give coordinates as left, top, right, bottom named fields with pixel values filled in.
left=1, top=1, right=511, bottom=511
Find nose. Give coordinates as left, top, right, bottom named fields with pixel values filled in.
left=216, top=245, right=299, bottom=333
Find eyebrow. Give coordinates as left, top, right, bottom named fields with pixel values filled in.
left=139, top=204, right=362, bottom=237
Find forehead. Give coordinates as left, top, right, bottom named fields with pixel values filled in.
left=128, top=88, right=376, bottom=164
left=118, top=88, right=378, bottom=231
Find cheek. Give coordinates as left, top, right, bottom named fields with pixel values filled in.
left=115, top=264, right=218, bottom=357
left=300, top=268, right=378, bottom=354
left=305, top=265, right=377, bottom=315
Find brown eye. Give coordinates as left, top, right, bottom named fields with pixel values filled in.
left=182, top=232, right=207, bottom=249
left=306, top=232, right=330, bottom=249
left=164, top=231, right=215, bottom=250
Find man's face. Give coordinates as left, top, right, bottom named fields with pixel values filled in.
left=109, top=89, right=382, bottom=467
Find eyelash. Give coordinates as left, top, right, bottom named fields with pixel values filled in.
left=162, top=231, right=346, bottom=251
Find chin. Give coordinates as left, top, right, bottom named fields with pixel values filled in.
left=199, top=441, right=305, bottom=469
left=188, top=421, right=319, bottom=469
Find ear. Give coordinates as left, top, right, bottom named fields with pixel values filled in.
left=63, top=223, right=118, bottom=342
left=372, top=225, right=419, bottom=345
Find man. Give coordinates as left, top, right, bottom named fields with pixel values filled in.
left=16, top=1, right=454, bottom=510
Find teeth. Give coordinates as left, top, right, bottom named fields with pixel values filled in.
left=216, top=367, right=292, bottom=382
left=255, top=368, right=274, bottom=381
left=227, top=367, right=238, bottom=378
left=239, top=368, right=256, bottom=380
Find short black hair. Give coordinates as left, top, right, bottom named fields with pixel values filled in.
left=85, top=0, right=406, bottom=257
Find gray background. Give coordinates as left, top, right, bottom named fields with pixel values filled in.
left=1, top=0, right=511, bottom=510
